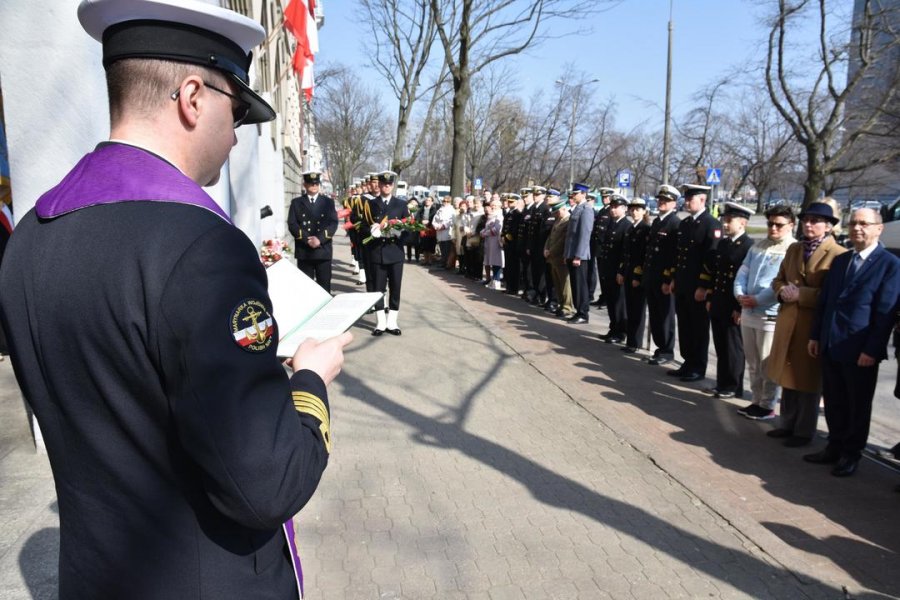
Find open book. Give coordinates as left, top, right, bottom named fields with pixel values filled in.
left=267, top=259, right=382, bottom=357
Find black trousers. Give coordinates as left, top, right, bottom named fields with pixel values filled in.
left=822, top=355, right=879, bottom=459
left=361, top=246, right=376, bottom=293
left=710, top=313, right=744, bottom=395
left=298, top=259, right=332, bottom=294
left=349, top=231, right=362, bottom=262
left=624, top=282, right=647, bottom=349
left=531, top=252, right=547, bottom=301
left=544, top=262, right=557, bottom=305
left=567, top=259, right=591, bottom=319
left=675, top=290, right=710, bottom=375
left=645, top=285, right=676, bottom=356
left=602, top=273, right=626, bottom=336
left=373, top=261, right=403, bottom=310
left=504, top=247, right=519, bottom=292
left=519, top=253, right=533, bottom=292
left=588, top=256, right=599, bottom=300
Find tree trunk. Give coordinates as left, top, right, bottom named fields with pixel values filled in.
left=449, top=74, right=470, bottom=196
left=392, top=105, right=409, bottom=177
left=802, top=146, right=824, bottom=208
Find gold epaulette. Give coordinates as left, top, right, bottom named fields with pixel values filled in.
left=292, top=391, right=332, bottom=453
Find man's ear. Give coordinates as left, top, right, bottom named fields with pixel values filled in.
left=173, top=75, right=204, bottom=128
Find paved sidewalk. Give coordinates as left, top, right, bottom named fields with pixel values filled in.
left=2, top=235, right=898, bottom=599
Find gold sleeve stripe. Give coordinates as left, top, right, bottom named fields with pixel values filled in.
left=633, top=266, right=643, bottom=275
left=292, top=392, right=332, bottom=453
left=699, top=273, right=712, bottom=281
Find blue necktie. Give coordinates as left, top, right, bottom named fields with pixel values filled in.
left=846, top=253, right=863, bottom=282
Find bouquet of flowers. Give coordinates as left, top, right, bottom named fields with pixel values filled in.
left=337, top=207, right=351, bottom=220
left=363, top=216, right=426, bottom=244
left=260, top=238, right=290, bottom=267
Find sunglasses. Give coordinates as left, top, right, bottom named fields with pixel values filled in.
left=170, top=81, right=251, bottom=128
left=767, top=221, right=791, bottom=229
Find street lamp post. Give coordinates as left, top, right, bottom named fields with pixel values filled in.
left=662, top=0, right=674, bottom=185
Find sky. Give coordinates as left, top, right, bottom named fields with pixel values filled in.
left=316, top=0, right=792, bottom=132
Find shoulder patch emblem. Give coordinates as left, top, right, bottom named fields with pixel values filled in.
left=714, top=229, right=722, bottom=239
left=230, top=299, right=275, bottom=353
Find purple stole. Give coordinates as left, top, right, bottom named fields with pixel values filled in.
left=35, top=142, right=306, bottom=598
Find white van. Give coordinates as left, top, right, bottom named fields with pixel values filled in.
left=429, top=185, right=451, bottom=200
left=395, top=180, right=409, bottom=198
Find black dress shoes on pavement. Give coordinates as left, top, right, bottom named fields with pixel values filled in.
left=766, top=428, right=792, bottom=439
left=568, top=316, right=588, bottom=325
left=665, top=368, right=686, bottom=377
left=803, top=449, right=841, bottom=464
left=386, top=328, right=402, bottom=336
left=604, top=336, right=625, bottom=344
left=679, top=373, right=703, bottom=382
left=371, top=329, right=385, bottom=337
left=783, top=436, right=812, bottom=448
left=621, top=346, right=638, bottom=354
left=648, top=355, right=673, bottom=366
left=831, top=456, right=859, bottom=477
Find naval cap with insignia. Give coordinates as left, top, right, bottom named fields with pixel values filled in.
left=598, top=187, right=616, bottom=198
left=608, top=194, right=628, bottom=207
left=520, top=186, right=533, bottom=196
left=628, top=197, right=647, bottom=208
left=78, top=0, right=276, bottom=126
left=508, top=193, right=522, bottom=201
left=655, top=184, right=680, bottom=202
left=378, top=170, right=397, bottom=184
left=680, top=183, right=712, bottom=198
left=587, top=192, right=597, bottom=201
left=302, top=171, right=322, bottom=185
left=722, top=202, right=753, bottom=219
left=532, top=186, right=547, bottom=195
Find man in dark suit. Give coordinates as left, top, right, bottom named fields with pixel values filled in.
left=288, top=171, right=339, bottom=293
left=359, top=171, right=410, bottom=336
left=502, top=194, right=522, bottom=295
left=805, top=207, right=900, bottom=476
left=643, top=185, right=682, bottom=365
left=703, top=202, right=754, bottom=399
left=0, top=2, right=350, bottom=597
left=665, top=183, right=722, bottom=382
left=590, top=188, right=614, bottom=306
left=598, top=194, right=631, bottom=343
left=564, top=183, right=595, bottom=324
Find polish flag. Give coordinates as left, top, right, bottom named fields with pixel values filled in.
left=232, top=317, right=275, bottom=347
left=285, top=0, right=317, bottom=101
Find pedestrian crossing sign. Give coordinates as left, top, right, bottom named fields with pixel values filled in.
left=706, top=168, right=721, bottom=185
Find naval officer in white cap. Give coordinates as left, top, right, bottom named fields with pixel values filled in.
left=0, top=1, right=350, bottom=597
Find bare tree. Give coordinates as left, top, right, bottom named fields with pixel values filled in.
left=429, top=0, right=608, bottom=196
left=719, top=91, right=800, bottom=212
left=313, top=68, right=387, bottom=192
left=360, top=0, right=450, bottom=176
left=765, top=0, right=900, bottom=207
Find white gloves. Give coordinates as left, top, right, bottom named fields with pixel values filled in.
left=370, top=223, right=382, bottom=238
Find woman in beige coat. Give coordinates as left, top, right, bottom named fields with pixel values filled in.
left=767, top=201, right=847, bottom=446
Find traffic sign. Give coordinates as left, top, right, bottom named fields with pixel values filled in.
left=474, top=177, right=483, bottom=190
left=706, top=168, right=721, bottom=185
left=617, top=169, right=632, bottom=188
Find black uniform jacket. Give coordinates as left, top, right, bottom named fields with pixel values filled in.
left=599, top=216, right=631, bottom=278
left=669, top=210, right=722, bottom=291
left=288, top=193, right=339, bottom=261
left=619, top=219, right=651, bottom=283
left=0, top=200, right=330, bottom=599
left=529, top=201, right=552, bottom=254
left=643, top=211, right=681, bottom=289
left=706, top=233, right=754, bottom=317
left=359, top=194, right=410, bottom=264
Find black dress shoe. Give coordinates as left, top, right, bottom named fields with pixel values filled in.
left=356, top=281, right=365, bottom=286
left=568, top=317, right=588, bottom=325
left=597, top=332, right=613, bottom=341
left=371, top=329, right=385, bottom=337
left=605, top=336, right=625, bottom=344
left=386, top=328, right=402, bottom=336
left=665, top=368, right=687, bottom=377
left=783, top=436, right=812, bottom=448
left=648, top=355, right=673, bottom=366
left=679, top=373, right=703, bottom=382
left=803, top=449, right=841, bottom=464
left=766, top=428, right=792, bottom=439
left=621, top=346, right=638, bottom=354
left=831, top=456, right=859, bottom=477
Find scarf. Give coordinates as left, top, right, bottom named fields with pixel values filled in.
left=802, top=236, right=824, bottom=262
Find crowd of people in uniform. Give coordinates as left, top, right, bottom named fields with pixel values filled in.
left=330, top=179, right=900, bottom=482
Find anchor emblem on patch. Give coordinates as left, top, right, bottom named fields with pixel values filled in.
left=230, top=299, right=275, bottom=352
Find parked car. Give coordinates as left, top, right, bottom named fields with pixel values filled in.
left=645, top=198, right=659, bottom=217
left=880, top=195, right=900, bottom=256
